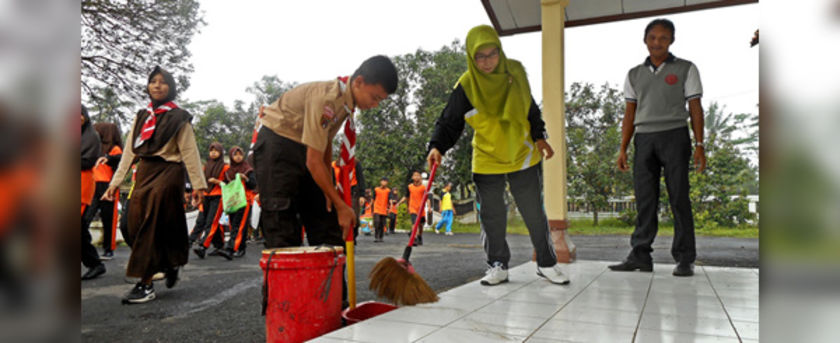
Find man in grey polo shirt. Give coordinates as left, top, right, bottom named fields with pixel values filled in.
left=610, top=18, right=706, bottom=277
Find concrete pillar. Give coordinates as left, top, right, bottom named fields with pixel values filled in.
left=540, top=0, right=576, bottom=263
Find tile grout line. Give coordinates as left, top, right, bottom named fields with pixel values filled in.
left=522, top=266, right=610, bottom=342
left=703, top=265, right=744, bottom=343
left=409, top=270, right=539, bottom=342
left=629, top=270, right=655, bottom=343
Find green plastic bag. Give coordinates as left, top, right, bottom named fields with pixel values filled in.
left=221, top=173, right=248, bottom=214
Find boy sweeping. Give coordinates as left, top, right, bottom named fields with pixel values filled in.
left=252, top=55, right=398, bottom=249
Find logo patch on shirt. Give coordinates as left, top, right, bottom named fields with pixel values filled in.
left=665, top=74, right=678, bottom=85
left=323, top=106, right=335, bottom=119
left=321, top=106, right=337, bottom=129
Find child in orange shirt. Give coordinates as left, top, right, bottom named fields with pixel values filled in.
left=222, top=146, right=256, bottom=257
left=372, top=177, right=391, bottom=242
left=82, top=122, right=123, bottom=260
left=190, top=142, right=231, bottom=260
left=406, top=171, right=426, bottom=246
left=81, top=105, right=105, bottom=280
left=387, top=188, right=404, bottom=234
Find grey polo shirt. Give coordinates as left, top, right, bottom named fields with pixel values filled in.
left=624, top=54, right=703, bottom=133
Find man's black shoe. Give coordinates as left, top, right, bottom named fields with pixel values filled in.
left=82, top=264, right=106, bottom=280
left=217, top=248, right=233, bottom=261
left=233, top=249, right=246, bottom=258
left=193, top=246, right=206, bottom=259
left=608, top=260, right=653, bottom=272
left=673, top=262, right=695, bottom=277
left=165, top=267, right=179, bottom=288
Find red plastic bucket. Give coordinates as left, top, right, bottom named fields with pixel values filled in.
left=341, top=301, right=397, bottom=325
left=260, top=246, right=345, bottom=343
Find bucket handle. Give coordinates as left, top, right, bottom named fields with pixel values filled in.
left=261, top=251, right=276, bottom=316
left=314, top=245, right=339, bottom=303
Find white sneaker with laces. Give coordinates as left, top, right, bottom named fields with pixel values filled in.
left=537, top=264, right=570, bottom=285
left=480, top=262, right=509, bottom=286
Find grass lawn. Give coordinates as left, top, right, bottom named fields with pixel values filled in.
left=447, top=216, right=758, bottom=239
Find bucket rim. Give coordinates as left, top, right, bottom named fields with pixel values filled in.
left=261, top=246, right=345, bottom=255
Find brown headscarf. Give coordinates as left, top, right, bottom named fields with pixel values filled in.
left=93, top=122, right=122, bottom=155
left=204, top=142, right=225, bottom=181
left=131, top=66, right=192, bottom=156
left=225, top=146, right=253, bottom=182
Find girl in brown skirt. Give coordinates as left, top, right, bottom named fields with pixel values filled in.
left=102, top=66, right=207, bottom=304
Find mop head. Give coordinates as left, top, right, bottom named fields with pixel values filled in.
left=369, top=257, right=439, bottom=306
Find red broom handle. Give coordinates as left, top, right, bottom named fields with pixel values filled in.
left=407, top=162, right=438, bottom=247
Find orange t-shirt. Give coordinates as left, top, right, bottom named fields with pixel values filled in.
left=93, top=145, right=123, bottom=183
left=331, top=161, right=341, bottom=183
left=206, top=165, right=230, bottom=196
left=407, top=183, right=425, bottom=214
left=81, top=170, right=95, bottom=206
left=373, top=187, right=390, bottom=215
left=361, top=201, right=372, bottom=219
left=389, top=197, right=399, bottom=214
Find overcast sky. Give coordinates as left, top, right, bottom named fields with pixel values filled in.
left=183, top=1, right=758, bottom=117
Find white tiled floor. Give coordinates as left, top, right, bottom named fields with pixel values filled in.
left=309, top=260, right=759, bottom=343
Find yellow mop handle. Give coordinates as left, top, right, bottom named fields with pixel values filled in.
left=340, top=163, right=356, bottom=309
left=346, top=240, right=355, bottom=309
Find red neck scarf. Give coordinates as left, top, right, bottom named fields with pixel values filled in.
left=337, top=76, right=356, bottom=208
left=134, top=101, right=178, bottom=148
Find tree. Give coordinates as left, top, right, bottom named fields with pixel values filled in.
left=654, top=103, right=758, bottom=228
left=245, top=75, right=298, bottom=114
left=415, top=41, right=472, bottom=197
left=88, top=87, right=134, bottom=127
left=704, top=102, right=758, bottom=161
left=687, top=140, right=757, bottom=229
left=81, top=0, right=205, bottom=124
left=566, top=82, right=633, bottom=225
left=185, top=100, right=254, bottom=160
left=353, top=41, right=471, bottom=195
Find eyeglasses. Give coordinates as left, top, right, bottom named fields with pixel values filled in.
left=474, top=49, right=500, bottom=63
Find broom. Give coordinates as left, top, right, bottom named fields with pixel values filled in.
left=368, top=162, right=440, bottom=306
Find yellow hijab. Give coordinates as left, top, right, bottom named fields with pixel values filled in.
left=458, top=25, right=531, bottom=125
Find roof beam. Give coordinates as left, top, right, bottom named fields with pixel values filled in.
left=481, top=0, right=758, bottom=36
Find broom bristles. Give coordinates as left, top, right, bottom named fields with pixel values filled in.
left=369, top=257, right=439, bottom=306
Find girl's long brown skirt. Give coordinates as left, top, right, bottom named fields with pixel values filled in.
left=125, top=158, right=188, bottom=278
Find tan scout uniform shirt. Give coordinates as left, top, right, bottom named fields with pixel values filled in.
left=110, top=118, right=208, bottom=191
left=260, top=78, right=355, bottom=153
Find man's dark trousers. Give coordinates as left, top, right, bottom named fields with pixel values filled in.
left=629, top=127, right=696, bottom=265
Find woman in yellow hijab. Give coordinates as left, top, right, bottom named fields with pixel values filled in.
left=427, top=25, right=570, bottom=286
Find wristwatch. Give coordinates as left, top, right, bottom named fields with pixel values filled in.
left=695, top=142, right=704, bottom=148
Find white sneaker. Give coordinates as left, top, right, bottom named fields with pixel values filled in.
left=435, top=229, right=440, bottom=234
left=445, top=231, right=453, bottom=236
left=480, top=262, right=509, bottom=286
left=537, top=264, right=570, bottom=285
